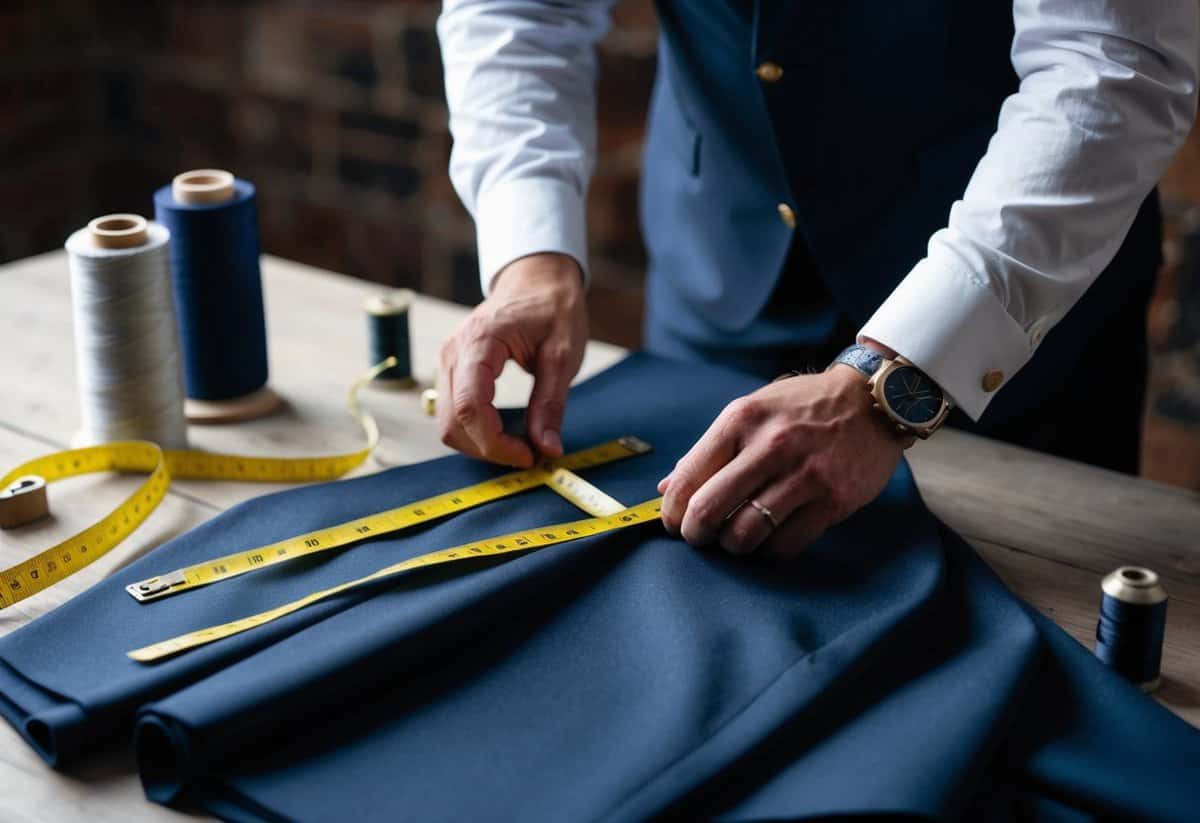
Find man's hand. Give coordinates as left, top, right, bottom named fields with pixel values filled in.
left=437, top=253, right=587, bottom=467
left=658, top=366, right=909, bottom=557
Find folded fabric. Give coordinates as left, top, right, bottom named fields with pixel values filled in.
left=1, top=353, right=1197, bottom=821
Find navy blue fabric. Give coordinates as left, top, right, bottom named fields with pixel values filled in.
left=640, top=0, right=1162, bottom=443
left=1, top=353, right=1198, bottom=821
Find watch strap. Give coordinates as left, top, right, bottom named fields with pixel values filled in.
left=832, top=344, right=885, bottom=379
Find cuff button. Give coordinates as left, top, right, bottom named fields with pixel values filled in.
left=756, top=62, right=784, bottom=83
left=981, top=370, right=1004, bottom=393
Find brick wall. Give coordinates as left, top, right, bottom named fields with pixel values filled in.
left=3, top=1, right=1199, bottom=485
left=0, top=0, right=657, bottom=345
left=1145, top=125, right=1200, bottom=489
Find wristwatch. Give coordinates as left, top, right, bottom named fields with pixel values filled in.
left=831, top=344, right=952, bottom=440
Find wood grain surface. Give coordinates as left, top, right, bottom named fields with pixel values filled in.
left=1, top=250, right=1197, bottom=821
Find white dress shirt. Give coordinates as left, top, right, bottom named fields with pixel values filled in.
left=438, top=0, right=1198, bottom=419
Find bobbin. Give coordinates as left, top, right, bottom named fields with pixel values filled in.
left=172, top=169, right=236, bottom=205
left=68, top=213, right=191, bottom=450
left=421, top=388, right=438, bottom=417
left=365, top=290, right=418, bottom=390
left=1101, top=566, right=1168, bottom=607
left=1097, top=566, right=1168, bottom=692
left=0, top=476, right=49, bottom=530
left=167, top=169, right=281, bottom=425
left=87, top=214, right=149, bottom=249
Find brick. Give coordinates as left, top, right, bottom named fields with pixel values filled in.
left=296, top=200, right=357, bottom=273
left=611, top=0, right=658, bottom=32
left=231, top=95, right=313, bottom=174
left=401, top=24, right=443, bottom=101
left=597, top=48, right=656, bottom=130
left=307, top=10, right=378, bottom=89
left=90, top=3, right=168, bottom=55
left=450, top=249, right=483, bottom=305
left=338, top=155, right=420, bottom=199
left=348, top=214, right=424, bottom=289
left=587, top=167, right=646, bottom=270
left=586, top=284, right=645, bottom=348
left=0, top=70, right=94, bottom=164
left=246, top=6, right=377, bottom=102
left=340, top=109, right=421, bottom=142
left=165, top=4, right=245, bottom=67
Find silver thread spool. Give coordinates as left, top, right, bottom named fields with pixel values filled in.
left=365, top=290, right=417, bottom=389
left=1094, top=566, right=1168, bottom=693
left=66, top=214, right=189, bottom=450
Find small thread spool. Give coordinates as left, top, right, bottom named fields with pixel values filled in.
left=365, top=290, right=417, bottom=389
left=66, top=214, right=190, bottom=450
left=1094, top=566, right=1168, bottom=692
left=0, top=476, right=49, bottom=530
left=154, top=169, right=281, bottom=424
left=420, top=388, right=438, bottom=417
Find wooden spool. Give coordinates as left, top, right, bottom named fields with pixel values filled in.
left=0, top=476, right=49, bottom=530
left=87, top=214, right=149, bottom=249
left=170, top=169, right=282, bottom=425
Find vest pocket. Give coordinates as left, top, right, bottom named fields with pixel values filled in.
left=656, top=84, right=702, bottom=178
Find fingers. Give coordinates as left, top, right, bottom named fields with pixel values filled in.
left=434, top=357, right=475, bottom=457
left=660, top=397, right=757, bottom=536
left=677, top=447, right=785, bottom=547
left=759, top=502, right=832, bottom=558
left=526, top=344, right=573, bottom=458
left=716, top=468, right=821, bottom=556
left=438, top=337, right=534, bottom=468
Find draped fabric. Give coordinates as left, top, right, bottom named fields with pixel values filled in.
left=0, top=354, right=1196, bottom=821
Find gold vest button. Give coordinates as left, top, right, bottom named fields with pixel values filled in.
left=981, top=369, right=1004, bottom=393
left=777, top=203, right=796, bottom=228
left=756, top=61, right=784, bottom=83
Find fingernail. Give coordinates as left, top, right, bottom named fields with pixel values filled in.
left=721, top=540, right=751, bottom=557
left=543, top=429, right=562, bottom=455
left=657, top=475, right=670, bottom=493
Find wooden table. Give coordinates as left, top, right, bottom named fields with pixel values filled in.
left=1, top=251, right=1198, bottom=821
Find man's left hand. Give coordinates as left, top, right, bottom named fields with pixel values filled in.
left=658, top=365, right=909, bottom=557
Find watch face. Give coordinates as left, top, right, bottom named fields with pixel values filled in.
left=882, top=366, right=944, bottom=425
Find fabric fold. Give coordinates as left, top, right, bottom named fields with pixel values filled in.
left=133, top=464, right=947, bottom=820
left=0, top=353, right=1197, bottom=822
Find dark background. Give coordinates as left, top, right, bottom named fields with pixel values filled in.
left=3, top=0, right=1200, bottom=489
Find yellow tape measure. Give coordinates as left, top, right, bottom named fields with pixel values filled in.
left=125, top=437, right=651, bottom=603
left=129, top=497, right=663, bottom=663
left=0, top=359, right=396, bottom=609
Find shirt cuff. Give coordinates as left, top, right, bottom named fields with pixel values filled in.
left=859, top=257, right=1033, bottom=421
left=474, top=177, right=589, bottom=295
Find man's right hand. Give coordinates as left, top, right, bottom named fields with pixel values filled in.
left=436, top=253, right=588, bottom=468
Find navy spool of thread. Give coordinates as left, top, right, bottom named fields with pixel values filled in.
left=1094, top=566, right=1168, bottom=692
left=365, top=290, right=416, bottom=388
left=154, top=170, right=279, bottom=423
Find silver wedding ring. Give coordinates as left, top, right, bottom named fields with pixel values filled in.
left=747, top=499, right=778, bottom=530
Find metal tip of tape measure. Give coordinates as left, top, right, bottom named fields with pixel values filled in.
left=121, top=437, right=655, bottom=608
left=618, top=436, right=652, bottom=454
left=126, top=570, right=187, bottom=602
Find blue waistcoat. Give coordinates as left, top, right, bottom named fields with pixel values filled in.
left=640, top=0, right=1161, bottom=431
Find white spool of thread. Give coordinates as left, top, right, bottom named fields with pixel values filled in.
left=65, top=214, right=189, bottom=449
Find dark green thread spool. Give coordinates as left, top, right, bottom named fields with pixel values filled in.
left=365, top=291, right=416, bottom=389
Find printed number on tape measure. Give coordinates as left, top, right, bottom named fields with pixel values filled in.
left=128, top=498, right=664, bottom=663
left=126, top=436, right=652, bottom=602
left=0, top=358, right=397, bottom=608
